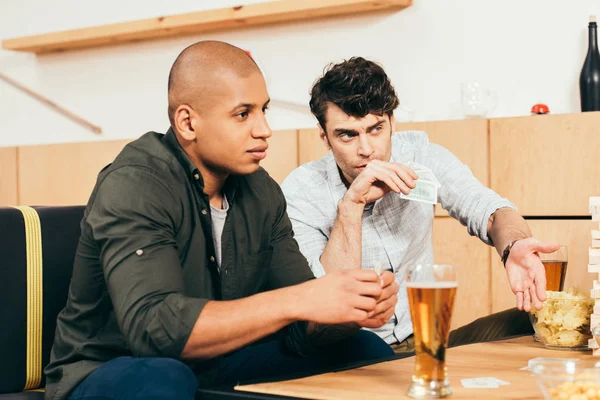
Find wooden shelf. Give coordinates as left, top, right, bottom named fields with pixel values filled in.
left=2, top=0, right=412, bottom=54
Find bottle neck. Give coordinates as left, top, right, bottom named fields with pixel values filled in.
left=589, top=22, right=598, bottom=52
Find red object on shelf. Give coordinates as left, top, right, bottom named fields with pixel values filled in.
left=531, top=104, right=550, bottom=114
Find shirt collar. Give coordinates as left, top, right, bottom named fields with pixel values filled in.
left=163, top=127, right=238, bottom=202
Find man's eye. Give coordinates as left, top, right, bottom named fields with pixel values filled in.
left=262, top=106, right=270, bottom=114
left=237, top=111, right=249, bottom=119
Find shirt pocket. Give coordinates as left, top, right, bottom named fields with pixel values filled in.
left=243, top=248, right=273, bottom=296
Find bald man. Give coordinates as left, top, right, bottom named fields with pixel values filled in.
left=44, top=41, right=396, bottom=400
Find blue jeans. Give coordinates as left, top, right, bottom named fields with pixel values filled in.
left=68, top=330, right=393, bottom=399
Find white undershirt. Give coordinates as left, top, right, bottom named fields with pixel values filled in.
left=210, top=195, right=229, bottom=271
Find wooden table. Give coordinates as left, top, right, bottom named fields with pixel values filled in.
left=235, top=336, right=597, bottom=400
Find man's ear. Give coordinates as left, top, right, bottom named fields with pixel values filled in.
left=318, top=123, right=331, bottom=150
left=174, top=104, right=197, bottom=142
left=390, top=114, right=396, bottom=135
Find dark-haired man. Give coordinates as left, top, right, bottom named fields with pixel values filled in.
left=281, top=57, right=559, bottom=353
left=44, top=45, right=396, bottom=400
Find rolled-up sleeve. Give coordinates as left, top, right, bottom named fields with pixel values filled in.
left=87, top=166, right=208, bottom=358
left=423, top=142, right=516, bottom=245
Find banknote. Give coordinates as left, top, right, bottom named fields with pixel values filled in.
left=399, top=161, right=440, bottom=204
left=405, top=161, right=440, bottom=188
left=400, top=179, right=437, bottom=204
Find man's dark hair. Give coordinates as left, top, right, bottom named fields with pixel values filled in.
left=309, top=57, right=399, bottom=131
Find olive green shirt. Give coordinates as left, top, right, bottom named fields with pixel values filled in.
left=44, top=129, right=315, bottom=400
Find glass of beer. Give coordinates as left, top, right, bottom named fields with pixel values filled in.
left=533, top=246, right=568, bottom=341
left=540, top=245, right=568, bottom=292
left=406, top=264, right=458, bottom=399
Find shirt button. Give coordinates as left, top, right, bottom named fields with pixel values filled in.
left=201, top=209, right=208, bottom=215
left=210, top=256, right=215, bottom=262
left=136, top=249, right=144, bottom=256
left=194, top=173, right=200, bottom=180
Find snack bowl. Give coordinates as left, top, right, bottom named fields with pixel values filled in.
left=531, top=358, right=600, bottom=400
left=529, top=289, right=594, bottom=350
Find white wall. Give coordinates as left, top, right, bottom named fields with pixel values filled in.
left=0, top=0, right=598, bottom=147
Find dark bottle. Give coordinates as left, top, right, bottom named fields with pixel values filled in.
left=580, top=15, right=600, bottom=112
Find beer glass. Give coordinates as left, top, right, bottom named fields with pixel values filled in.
left=540, top=245, right=568, bottom=292
left=533, top=245, right=568, bottom=341
left=406, top=264, right=457, bottom=399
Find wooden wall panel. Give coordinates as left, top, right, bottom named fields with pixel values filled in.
left=490, top=112, right=600, bottom=216
left=433, top=217, right=492, bottom=329
left=397, top=119, right=489, bottom=185
left=491, top=219, right=594, bottom=313
left=261, top=130, right=298, bottom=184
left=298, top=128, right=329, bottom=166
left=397, top=119, right=489, bottom=217
left=0, top=147, right=18, bottom=206
left=18, top=140, right=131, bottom=206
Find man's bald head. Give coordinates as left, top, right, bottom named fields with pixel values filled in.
left=167, top=41, right=262, bottom=127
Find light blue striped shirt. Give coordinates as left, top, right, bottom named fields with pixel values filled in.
left=281, top=130, right=515, bottom=344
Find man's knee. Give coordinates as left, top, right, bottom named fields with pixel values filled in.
left=138, top=358, right=197, bottom=398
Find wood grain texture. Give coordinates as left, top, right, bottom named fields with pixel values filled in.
left=237, top=336, right=590, bottom=400
left=298, top=128, right=329, bottom=166
left=2, top=0, right=412, bottom=54
left=0, top=147, right=18, bottom=206
left=490, top=112, right=600, bottom=216
left=261, top=130, right=298, bottom=184
left=433, top=217, right=492, bottom=329
left=18, top=140, right=131, bottom=206
left=397, top=119, right=489, bottom=217
left=492, top=219, right=595, bottom=312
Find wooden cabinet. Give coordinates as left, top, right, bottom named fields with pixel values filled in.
left=398, top=119, right=489, bottom=217
left=490, top=112, right=600, bottom=216
left=433, top=217, right=492, bottom=329
left=491, top=219, right=594, bottom=313
left=0, top=147, right=18, bottom=206
left=18, top=140, right=131, bottom=206
left=298, top=128, right=328, bottom=166
left=261, top=130, right=299, bottom=184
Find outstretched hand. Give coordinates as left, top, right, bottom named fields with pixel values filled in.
left=504, top=238, right=560, bottom=312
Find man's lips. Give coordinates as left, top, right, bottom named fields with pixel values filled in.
left=248, top=145, right=268, bottom=160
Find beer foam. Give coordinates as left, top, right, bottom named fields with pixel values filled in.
left=406, top=281, right=458, bottom=288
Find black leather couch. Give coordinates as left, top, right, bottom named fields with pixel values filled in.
left=0, top=206, right=85, bottom=399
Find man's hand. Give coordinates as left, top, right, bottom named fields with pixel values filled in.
left=505, top=238, right=560, bottom=312
left=344, top=160, right=418, bottom=205
left=359, top=270, right=398, bottom=328
left=296, top=269, right=384, bottom=324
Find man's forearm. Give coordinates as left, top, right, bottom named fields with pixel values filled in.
left=319, top=199, right=365, bottom=273
left=181, top=284, right=305, bottom=360
left=487, top=207, right=532, bottom=256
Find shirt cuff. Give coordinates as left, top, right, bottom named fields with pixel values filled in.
left=146, top=294, right=208, bottom=358
left=475, top=200, right=517, bottom=245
